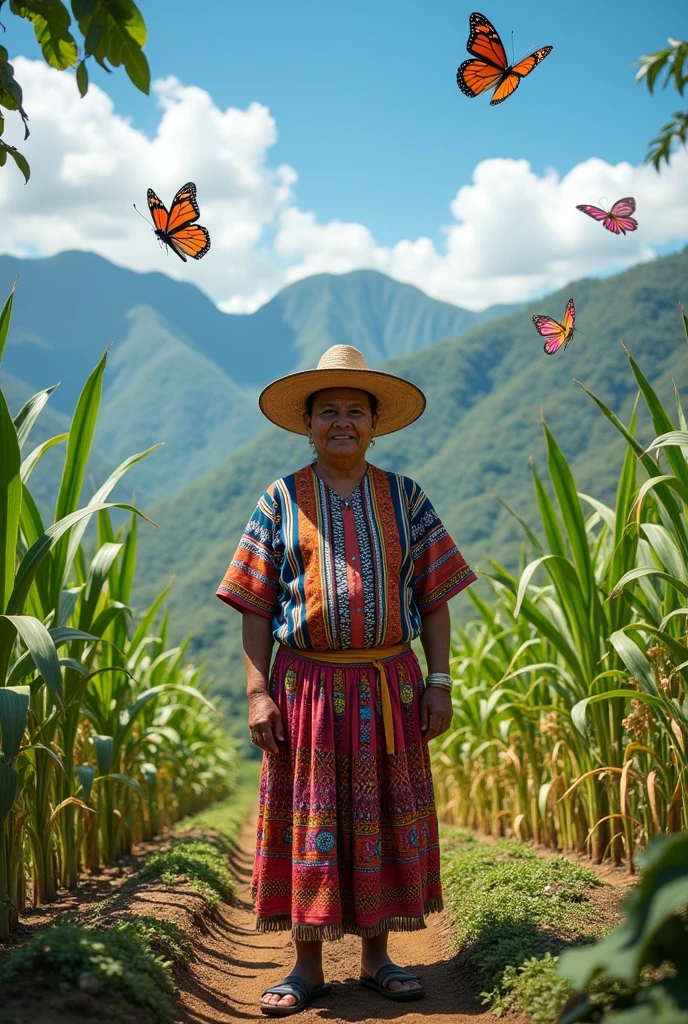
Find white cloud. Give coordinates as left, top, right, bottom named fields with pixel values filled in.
left=1, top=57, right=687, bottom=313
left=276, top=155, right=688, bottom=309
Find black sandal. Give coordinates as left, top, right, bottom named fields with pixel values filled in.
left=359, top=963, right=424, bottom=1001
left=260, top=974, right=333, bottom=1016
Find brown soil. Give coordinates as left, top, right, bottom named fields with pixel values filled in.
left=0, top=811, right=629, bottom=1024
left=174, top=812, right=506, bottom=1024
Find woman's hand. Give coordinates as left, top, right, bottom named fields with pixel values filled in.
left=420, top=686, right=453, bottom=744
left=248, top=691, right=284, bottom=754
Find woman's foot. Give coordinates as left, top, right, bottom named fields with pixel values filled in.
left=359, top=956, right=422, bottom=995
left=262, top=943, right=325, bottom=1009
left=360, top=932, right=422, bottom=995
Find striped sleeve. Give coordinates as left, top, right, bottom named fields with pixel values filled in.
left=409, top=485, right=477, bottom=613
left=216, top=487, right=281, bottom=618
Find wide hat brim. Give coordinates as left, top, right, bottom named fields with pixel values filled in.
left=258, top=366, right=426, bottom=436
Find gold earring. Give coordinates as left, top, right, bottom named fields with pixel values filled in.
left=308, top=434, right=315, bottom=446
left=369, top=435, right=375, bottom=447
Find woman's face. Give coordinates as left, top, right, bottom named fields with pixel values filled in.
left=304, top=387, right=378, bottom=464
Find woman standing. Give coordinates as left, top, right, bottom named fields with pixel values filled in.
left=217, top=345, right=476, bottom=1016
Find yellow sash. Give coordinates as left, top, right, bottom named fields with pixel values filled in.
left=283, top=643, right=409, bottom=756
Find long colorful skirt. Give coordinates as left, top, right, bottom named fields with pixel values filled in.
left=252, top=644, right=443, bottom=940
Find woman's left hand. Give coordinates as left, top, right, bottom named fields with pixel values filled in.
left=420, top=686, right=453, bottom=744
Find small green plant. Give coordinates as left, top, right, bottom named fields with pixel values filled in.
left=558, top=832, right=688, bottom=1023
left=441, top=828, right=604, bottom=1010
left=140, top=836, right=235, bottom=911
left=0, top=921, right=175, bottom=1023
left=488, top=953, right=571, bottom=1024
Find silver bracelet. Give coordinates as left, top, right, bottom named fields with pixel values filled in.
left=425, top=672, right=453, bottom=690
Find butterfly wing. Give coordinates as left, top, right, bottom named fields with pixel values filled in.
left=511, top=46, right=553, bottom=76
left=533, top=314, right=566, bottom=354
left=533, top=313, right=572, bottom=355
left=608, top=197, right=638, bottom=234
left=609, top=197, right=636, bottom=218
left=561, top=298, right=575, bottom=340
left=490, top=71, right=521, bottom=105
left=167, top=224, right=211, bottom=261
left=457, top=57, right=504, bottom=97
left=465, top=12, right=508, bottom=69
left=167, top=181, right=201, bottom=233
left=147, top=188, right=170, bottom=233
left=577, top=204, right=608, bottom=222
left=490, top=46, right=553, bottom=105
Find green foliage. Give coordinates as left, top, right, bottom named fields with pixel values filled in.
left=559, top=833, right=688, bottom=1023
left=0, top=0, right=150, bottom=180
left=489, top=954, right=571, bottom=1024
left=117, top=916, right=192, bottom=966
left=0, top=920, right=175, bottom=1023
left=0, top=281, right=236, bottom=940
left=140, top=836, right=236, bottom=910
left=440, top=828, right=604, bottom=1020
left=636, top=37, right=688, bottom=169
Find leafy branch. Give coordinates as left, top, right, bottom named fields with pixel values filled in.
left=0, top=0, right=150, bottom=183
left=636, top=37, right=688, bottom=171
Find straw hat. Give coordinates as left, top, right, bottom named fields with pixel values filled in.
left=258, top=345, right=426, bottom=436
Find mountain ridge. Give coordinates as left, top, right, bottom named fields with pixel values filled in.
left=131, top=247, right=688, bottom=699
left=0, top=251, right=518, bottom=503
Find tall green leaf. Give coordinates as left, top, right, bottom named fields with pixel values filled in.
left=51, top=349, right=109, bottom=607
left=0, top=615, right=63, bottom=704
left=0, top=280, right=16, bottom=365
left=20, top=432, right=68, bottom=484
left=79, top=542, right=122, bottom=632
left=0, top=753, right=18, bottom=825
left=63, top=444, right=160, bottom=591
left=0, top=387, right=21, bottom=614
left=7, top=501, right=148, bottom=620
left=12, top=384, right=59, bottom=452
left=543, top=419, right=595, bottom=607
left=0, top=685, right=30, bottom=762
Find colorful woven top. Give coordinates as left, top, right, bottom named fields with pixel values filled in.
left=216, top=463, right=476, bottom=650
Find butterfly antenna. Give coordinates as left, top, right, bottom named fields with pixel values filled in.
left=511, top=29, right=515, bottom=64
left=132, top=202, right=150, bottom=224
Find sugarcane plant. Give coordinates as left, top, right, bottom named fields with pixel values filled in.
left=0, top=283, right=235, bottom=939
left=435, top=307, right=688, bottom=867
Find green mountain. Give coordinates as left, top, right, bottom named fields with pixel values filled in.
left=0, top=251, right=513, bottom=501
left=94, top=307, right=262, bottom=501
left=132, top=247, right=688, bottom=702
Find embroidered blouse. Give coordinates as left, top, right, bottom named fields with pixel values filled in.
left=216, top=464, right=476, bottom=651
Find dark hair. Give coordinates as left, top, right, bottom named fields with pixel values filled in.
left=305, top=389, right=378, bottom=418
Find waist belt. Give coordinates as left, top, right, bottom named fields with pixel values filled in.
left=282, top=643, right=410, bottom=756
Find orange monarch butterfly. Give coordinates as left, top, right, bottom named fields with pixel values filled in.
left=146, top=182, right=210, bottom=262
left=532, top=298, right=576, bottom=355
left=456, top=12, right=552, bottom=106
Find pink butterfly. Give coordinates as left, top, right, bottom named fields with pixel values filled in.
left=576, top=197, right=638, bottom=235
left=532, top=298, right=576, bottom=355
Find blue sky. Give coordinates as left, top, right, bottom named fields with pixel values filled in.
left=2, top=0, right=686, bottom=312
left=9, top=0, right=685, bottom=246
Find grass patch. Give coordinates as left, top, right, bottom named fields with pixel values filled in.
left=121, top=916, right=193, bottom=966
left=0, top=921, right=175, bottom=1024
left=441, top=827, right=607, bottom=1022
left=139, top=836, right=235, bottom=910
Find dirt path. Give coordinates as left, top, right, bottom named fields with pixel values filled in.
left=175, top=812, right=497, bottom=1024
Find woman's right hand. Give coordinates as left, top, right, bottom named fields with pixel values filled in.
left=248, top=691, right=285, bottom=755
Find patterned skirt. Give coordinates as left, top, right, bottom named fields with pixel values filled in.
left=252, top=644, right=443, bottom=940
